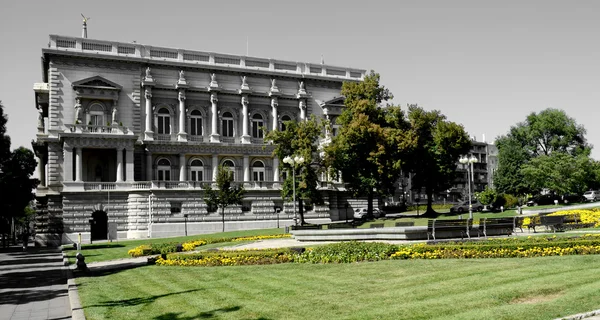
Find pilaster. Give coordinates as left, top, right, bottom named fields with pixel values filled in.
left=209, top=92, right=220, bottom=143
left=125, top=147, right=134, bottom=182
left=241, top=94, right=250, bottom=144
left=243, top=155, right=250, bottom=181
left=179, top=153, right=186, bottom=181
left=63, top=145, right=73, bottom=182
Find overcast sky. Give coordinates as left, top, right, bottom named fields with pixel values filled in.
left=2, top=0, right=600, bottom=158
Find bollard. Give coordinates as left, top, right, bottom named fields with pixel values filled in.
left=76, top=252, right=88, bottom=272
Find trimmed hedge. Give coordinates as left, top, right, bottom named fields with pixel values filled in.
left=157, top=249, right=293, bottom=266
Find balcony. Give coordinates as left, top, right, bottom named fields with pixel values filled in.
left=156, top=134, right=173, bottom=141
left=63, top=180, right=283, bottom=192
left=65, top=124, right=133, bottom=135
left=48, top=35, right=366, bottom=81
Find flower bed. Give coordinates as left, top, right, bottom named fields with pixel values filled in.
left=127, top=234, right=291, bottom=257
left=154, top=235, right=600, bottom=266
left=522, top=209, right=600, bottom=228
left=156, top=249, right=293, bottom=266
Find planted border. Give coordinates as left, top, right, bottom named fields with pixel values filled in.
left=127, top=234, right=291, bottom=257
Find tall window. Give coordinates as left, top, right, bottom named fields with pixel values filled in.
left=190, top=110, right=203, bottom=137
left=251, top=114, right=264, bottom=138
left=252, top=161, right=265, bottom=181
left=157, top=108, right=171, bottom=134
left=280, top=115, right=291, bottom=131
left=222, top=112, right=234, bottom=137
left=157, top=158, right=171, bottom=181
left=190, top=159, right=204, bottom=182
left=89, top=103, right=104, bottom=125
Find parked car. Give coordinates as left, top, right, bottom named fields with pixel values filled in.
left=583, top=190, right=600, bottom=202
left=526, top=194, right=561, bottom=206
left=449, top=201, right=484, bottom=214
left=353, top=208, right=385, bottom=220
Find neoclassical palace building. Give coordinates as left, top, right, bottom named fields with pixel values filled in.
left=32, top=34, right=366, bottom=246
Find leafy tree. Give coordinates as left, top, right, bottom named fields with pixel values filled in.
left=477, top=187, right=506, bottom=209
left=326, top=72, right=415, bottom=218
left=0, top=102, right=38, bottom=246
left=404, top=105, right=472, bottom=217
left=264, top=116, right=324, bottom=225
left=495, top=108, right=592, bottom=196
left=520, top=152, right=598, bottom=195
left=204, top=165, right=245, bottom=232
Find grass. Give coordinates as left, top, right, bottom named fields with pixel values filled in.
left=76, top=254, right=600, bottom=320
left=64, top=228, right=285, bottom=264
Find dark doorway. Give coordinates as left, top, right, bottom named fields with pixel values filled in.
left=91, top=211, right=108, bottom=241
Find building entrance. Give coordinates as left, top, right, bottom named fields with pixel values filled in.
left=91, top=211, right=108, bottom=241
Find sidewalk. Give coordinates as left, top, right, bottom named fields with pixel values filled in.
left=0, top=244, right=72, bottom=320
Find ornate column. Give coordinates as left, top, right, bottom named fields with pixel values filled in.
left=179, top=153, right=186, bottom=181
left=125, top=147, right=134, bottom=182
left=299, top=100, right=307, bottom=121
left=273, top=157, right=279, bottom=182
left=143, top=67, right=155, bottom=140
left=75, top=148, right=83, bottom=182
left=271, top=97, right=278, bottom=131
left=37, top=107, right=45, bottom=133
left=177, top=70, right=188, bottom=142
left=297, top=80, right=308, bottom=121
left=212, top=154, right=219, bottom=181
left=243, top=155, right=250, bottom=181
left=37, top=154, right=46, bottom=187
left=146, top=150, right=153, bottom=181
left=63, top=145, right=73, bottom=182
left=116, top=148, right=123, bottom=182
left=241, top=95, right=250, bottom=144
left=210, top=92, right=220, bottom=143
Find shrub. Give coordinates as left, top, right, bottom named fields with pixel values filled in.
left=158, top=249, right=293, bottom=266
left=127, top=244, right=152, bottom=257
left=292, top=242, right=398, bottom=263
left=503, top=194, right=519, bottom=208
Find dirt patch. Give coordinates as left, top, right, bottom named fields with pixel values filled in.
left=511, top=292, right=563, bottom=304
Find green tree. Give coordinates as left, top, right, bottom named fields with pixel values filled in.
left=264, top=116, right=324, bottom=225
left=204, top=165, right=245, bottom=232
left=404, top=106, right=472, bottom=217
left=326, top=72, right=415, bottom=218
left=520, top=152, right=597, bottom=195
left=494, top=108, right=592, bottom=196
left=0, top=101, right=10, bottom=169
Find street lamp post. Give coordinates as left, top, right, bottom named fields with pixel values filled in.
left=459, top=155, right=478, bottom=219
left=282, top=155, right=305, bottom=226
left=183, top=214, right=188, bottom=237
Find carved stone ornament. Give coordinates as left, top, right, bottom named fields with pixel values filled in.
left=37, top=108, right=44, bottom=132
left=241, top=95, right=249, bottom=106
left=209, top=73, right=219, bottom=88
left=145, top=88, right=152, bottom=99
left=145, top=67, right=153, bottom=80
left=271, top=97, right=278, bottom=108
left=210, top=92, right=218, bottom=103
left=112, top=107, right=118, bottom=124
left=178, top=90, right=186, bottom=102
left=298, top=81, right=307, bottom=95
left=179, top=70, right=186, bottom=81
left=299, top=100, right=306, bottom=110
left=269, top=78, right=280, bottom=96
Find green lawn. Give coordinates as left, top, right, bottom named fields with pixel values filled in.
left=64, top=228, right=285, bottom=264
left=76, top=255, right=600, bottom=320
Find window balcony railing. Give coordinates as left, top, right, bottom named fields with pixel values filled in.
left=189, top=135, right=206, bottom=143
left=221, top=137, right=236, bottom=143
left=250, top=137, right=264, bottom=144
left=156, top=134, right=172, bottom=141
left=65, top=124, right=132, bottom=135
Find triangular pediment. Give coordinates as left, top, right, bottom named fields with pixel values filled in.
left=319, top=96, right=345, bottom=107
left=72, top=76, right=122, bottom=91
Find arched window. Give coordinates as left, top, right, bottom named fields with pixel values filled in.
left=222, top=112, right=234, bottom=137
left=252, top=160, right=265, bottom=181
left=190, top=159, right=204, bottom=182
left=157, top=108, right=171, bottom=135
left=88, top=103, right=105, bottom=126
left=281, top=115, right=291, bottom=131
left=157, top=158, right=171, bottom=181
left=190, top=110, right=203, bottom=137
left=222, top=159, right=235, bottom=180
left=251, top=114, right=264, bottom=138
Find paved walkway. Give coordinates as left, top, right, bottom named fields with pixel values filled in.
left=0, top=244, right=71, bottom=320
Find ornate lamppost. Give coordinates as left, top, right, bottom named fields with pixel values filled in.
left=282, top=155, right=305, bottom=226
left=459, top=155, right=478, bottom=219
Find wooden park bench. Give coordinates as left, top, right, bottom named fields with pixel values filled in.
left=478, top=217, right=514, bottom=238
left=513, top=216, right=524, bottom=233
left=370, top=223, right=385, bottom=228
left=327, top=223, right=354, bottom=229
left=527, top=215, right=542, bottom=233
left=427, top=219, right=473, bottom=241
left=291, top=224, right=322, bottom=231
left=395, top=221, right=415, bottom=227
left=540, top=215, right=565, bottom=232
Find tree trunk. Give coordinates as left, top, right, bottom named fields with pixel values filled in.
left=422, top=186, right=438, bottom=217
left=367, top=191, right=374, bottom=219
left=221, top=206, right=225, bottom=232
left=298, top=199, right=306, bottom=225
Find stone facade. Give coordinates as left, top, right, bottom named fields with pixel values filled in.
left=32, top=35, right=366, bottom=246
